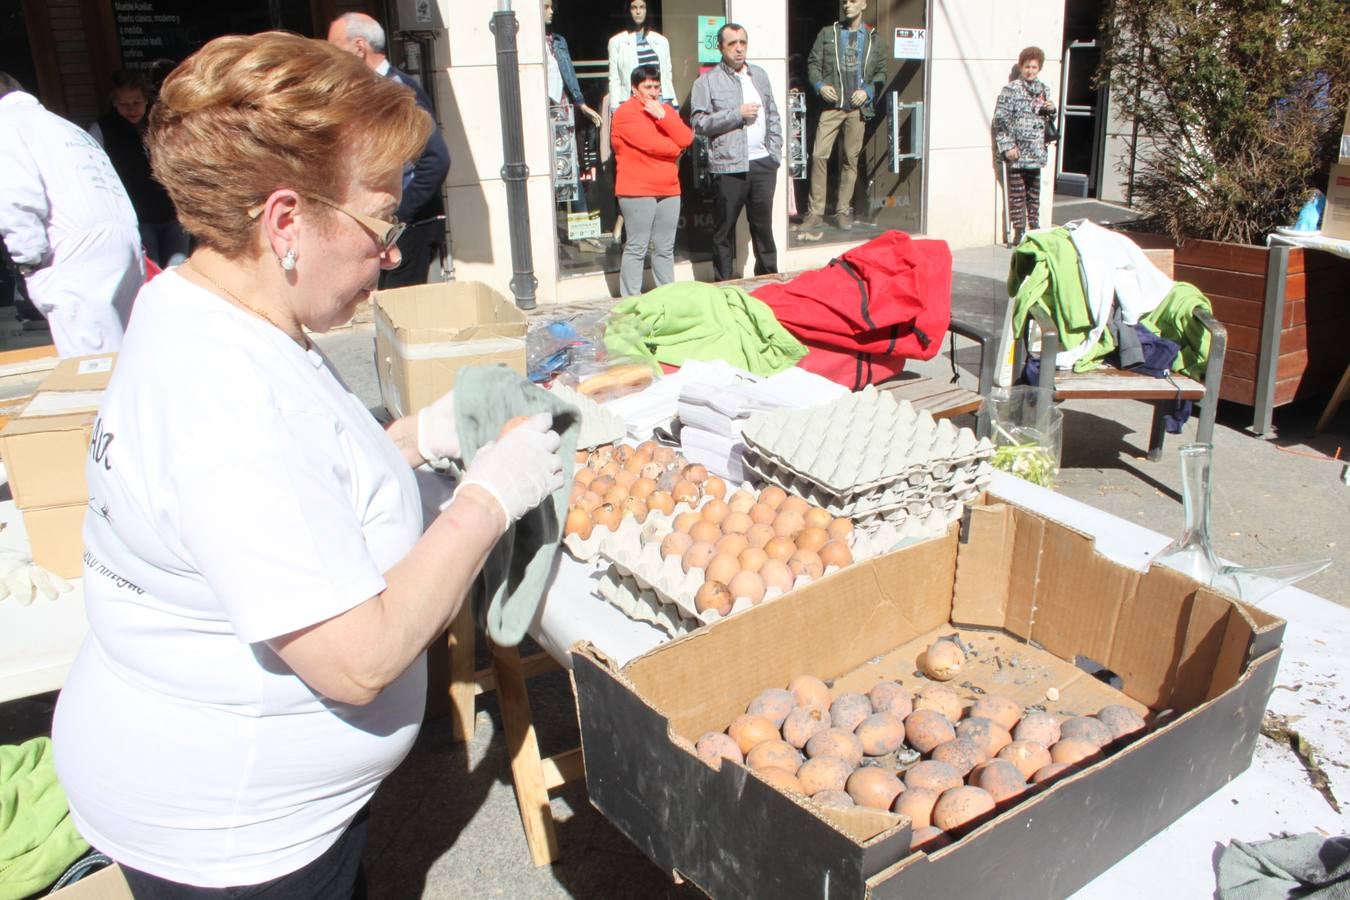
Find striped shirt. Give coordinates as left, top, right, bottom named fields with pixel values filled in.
left=635, top=33, right=659, bottom=72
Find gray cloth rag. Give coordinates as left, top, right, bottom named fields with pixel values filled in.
left=451, top=365, right=579, bottom=647
left=1217, top=832, right=1350, bottom=899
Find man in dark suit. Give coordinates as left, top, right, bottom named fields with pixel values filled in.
left=328, top=13, right=451, bottom=289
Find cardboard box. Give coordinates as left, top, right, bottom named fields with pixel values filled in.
left=1323, top=163, right=1350, bottom=241
left=0, top=354, right=115, bottom=510
left=572, top=499, right=1285, bottom=899
left=22, top=503, right=87, bottom=579
left=47, top=863, right=132, bottom=899
left=372, top=282, right=527, bottom=419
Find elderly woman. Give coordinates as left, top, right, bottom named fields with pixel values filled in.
left=51, top=32, right=563, bottom=898
left=610, top=65, right=692, bottom=296
left=994, top=46, right=1057, bottom=245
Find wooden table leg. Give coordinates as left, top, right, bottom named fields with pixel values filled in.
left=1315, top=362, right=1350, bottom=432
left=447, top=605, right=477, bottom=744
left=491, top=641, right=561, bottom=867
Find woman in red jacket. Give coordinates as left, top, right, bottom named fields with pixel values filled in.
left=610, top=65, right=693, bottom=296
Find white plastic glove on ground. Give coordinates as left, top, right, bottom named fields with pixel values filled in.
left=446, top=412, right=564, bottom=524
left=0, top=555, right=74, bottom=606
left=417, top=389, right=461, bottom=469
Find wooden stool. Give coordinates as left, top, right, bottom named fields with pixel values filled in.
left=442, top=605, right=584, bottom=866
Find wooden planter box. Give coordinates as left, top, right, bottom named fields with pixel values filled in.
left=1124, top=233, right=1350, bottom=433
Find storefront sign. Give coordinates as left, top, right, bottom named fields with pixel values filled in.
left=414, top=0, right=433, bottom=24
left=894, top=27, right=927, bottom=60
left=112, top=1, right=180, bottom=69
left=567, top=212, right=602, bottom=240
left=698, top=16, right=727, bottom=65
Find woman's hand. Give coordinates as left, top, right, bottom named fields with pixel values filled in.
left=1006, top=147, right=1020, bottom=161
left=643, top=99, right=666, bottom=120
left=453, top=413, right=564, bottom=528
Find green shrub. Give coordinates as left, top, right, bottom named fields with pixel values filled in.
left=1099, top=0, right=1350, bottom=245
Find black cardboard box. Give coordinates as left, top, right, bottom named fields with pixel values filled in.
left=572, top=498, right=1285, bottom=899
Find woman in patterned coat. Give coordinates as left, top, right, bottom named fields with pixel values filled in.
left=994, top=46, right=1057, bottom=244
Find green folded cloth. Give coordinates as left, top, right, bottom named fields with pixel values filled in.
left=1141, top=281, right=1212, bottom=380
left=604, top=282, right=807, bottom=376
left=452, top=365, right=579, bottom=647
left=0, top=737, right=89, bottom=900
left=1009, top=227, right=1098, bottom=358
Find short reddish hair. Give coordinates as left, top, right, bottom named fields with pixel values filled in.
left=1018, top=46, right=1046, bottom=67
left=148, top=32, right=432, bottom=258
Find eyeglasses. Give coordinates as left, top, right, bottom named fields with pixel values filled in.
left=247, top=193, right=406, bottom=252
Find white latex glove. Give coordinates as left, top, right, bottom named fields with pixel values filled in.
left=417, top=389, right=460, bottom=468
left=0, top=556, right=74, bottom=606
left=445, top=413, right=564, bottom=525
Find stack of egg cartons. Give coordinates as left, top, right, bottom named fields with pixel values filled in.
left=739, top=385, right=994, bottom=535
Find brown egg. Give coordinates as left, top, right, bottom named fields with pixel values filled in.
left=573, top=467, right=596, bottom=487
left=651, top=445, right=676, bottom=465
left=910, top=825, right=950, bottom=851
left=855, top=712, right=907, bottom=756
left=682, top=463, right=709, bottom=484
left=804, top=728, right=864, bottom=768
left=695, top=731, right=743, bottom=768
left=830, top=692, right=872, bottom=732
left=603, top=484, right=630, bottom=507
left=921, top=640, right=966, bottom=681
left=620, top=496, right=648, bottom=523
left=715, top=532, right=749, bottom=557
left=589, top=475, right=615, bottom=495
left=738, top=547, right=769, bottom=573
left=591, top=503, right=622, bottom=532
left=781, top=706, right=829, bottom=748
left=827, top=517, right=854, bottom=541
left=756, top=765, right=806, bottom=795
left=745, top=523, right=776, bottom=549
left=868, top=681, right=912, bottom=717
left=971, top=759, right=1028, bottom=803
left=637, top=440, right=660, bottom=456
left=640, top=461, right=664, bottom=481
left=569, top=483, right=587, bottom=506
left=628, top=477, right=658, bottom=501
left=576, top=449, right=592, bottom=465
left=693, top=580, right=732, bottom=616
left=892, top=786, right=938, bottom=828
left=728, top=714, right=780, bottom=755
left=704, top=552, right=741, bottom=585
left=564, top=507, right=593, bottom=540
left=1013, top=712, right=1061, bottom=747
left=969, top=695, right=1023, bottom=732
left=1050, top=739, right=1101, bottom=767
left=727, top=489, right=757, bottom=514
left=903, top=759, right=963, bottom=794
left=913, top=685, right=964, bottom=723
left=802, top=506, right=833, bottom=531
left=1031, top=762, right=1076, bottom=784
left=722, top=511, right=753, bottom=535
left=904, top=708, right=957, bottom=754
left=1096, top=705, right=1147, bottom=741
left=748, top=503, right=777, bottom=526
left=702, top=475, right=727, bottom=501
left=787, top=548, right=824, bottom=579
left=846, top=767, right=904, bottom=810
left=612, top=444, right=634, bottom=464
left=813, top=789, right=855, bottom=809
left=932, top=785, right=996, bottom=831
left=689, top=519, right=723, bottom=545
left=746, top=739, right=802, bottom=773
left=623, top=452, right=648, bottom=474
left=796, top=755, right=853, bottom=796
left=795, top=526, right=830, bottom=553
left=682, top=541, right=718, bottom=573
left=672, top=480, right=699, bottom=504
left=758, top=558, right=794, bottom=594
left=673, top=511, right=702, bottom=533
left=930, top=738, right=988, bottom=778
left=758, top=485, right=788, bottom=509
left=660, top=531, right=693, bottom=559
left=772, top=510, right=807, bottom=539
left=788, top=674, right=832, bottom=712
left=956, top=717, right=1013, bottom=758
left=727, top=569, right=766, bottom=605
left=645, top=491, right=675, bottom=516
left=818, top=541, right=854, bottom=569
left=614, top=469, right=638, bottom=489
left=747, top=688, right=796, bottom=727
left=1060, top=716, right=1113, bottom=749
left=780, top=495, right=811, bottom=517
left=764, top=536, right=797, bottom=561
left=597, top=461, right=620, bottom=479
left=997, top=741, right=1052, bottom=781
left=700, top=499, right=730, bottom=525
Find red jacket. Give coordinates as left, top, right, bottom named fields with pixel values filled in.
left=611, top=95, right=693, bottom=198
left=751, top=231, right=953, bottom=389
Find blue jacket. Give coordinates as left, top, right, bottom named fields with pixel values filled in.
left=386, top=65, right=450, bottom=224
left=549, top=32, right=586, bottom=106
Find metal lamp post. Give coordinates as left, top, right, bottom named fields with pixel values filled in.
left=491, top=0, right=537, bottom=310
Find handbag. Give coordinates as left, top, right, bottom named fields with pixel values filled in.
left=1043, top=111, right=1060, bottom=144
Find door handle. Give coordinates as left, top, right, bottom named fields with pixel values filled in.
left=891, top=96, right=924, bottom=169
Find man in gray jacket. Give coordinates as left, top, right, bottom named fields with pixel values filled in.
left=690, top=24, right=782, bottom=281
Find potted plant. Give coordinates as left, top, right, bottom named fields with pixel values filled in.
left=1097, top=0, right=1350, bottom=432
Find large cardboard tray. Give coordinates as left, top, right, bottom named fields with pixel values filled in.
left=572, top=497, right=1285, bottom=899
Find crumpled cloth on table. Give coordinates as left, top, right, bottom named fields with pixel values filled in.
left=1216, top=832, right=1350, bottom=899
left=0, top=737, right=90, bottom=900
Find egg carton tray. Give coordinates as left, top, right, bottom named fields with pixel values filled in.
left=547, top=381, right=626, bottom=450
left=591, top=499, right=944, bottom=637
left=562, top=492, right=712, bottom=563
left=740, top=385, right=995, bottom=494
left=742, top=447, right=994, bottom=518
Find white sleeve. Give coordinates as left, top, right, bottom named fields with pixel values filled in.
left=608, top=34, right=626, bottom=111
left=172, top=404, right=389, bottom=644
left=656, top=33, right=676, bottom=103
left=0, top=131, right=53, bottom=267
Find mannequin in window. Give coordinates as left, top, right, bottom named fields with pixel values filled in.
left=800, top=0, right=885, bottom=231
left=607, top=0, right=675, bottom=111
left=545, top=0, right=602, bottom=219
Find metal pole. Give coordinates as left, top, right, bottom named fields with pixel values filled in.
left=491, top=1, right=537, bottom=310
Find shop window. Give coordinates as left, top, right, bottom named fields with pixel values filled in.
left=110, top=2, right=316, bottom=80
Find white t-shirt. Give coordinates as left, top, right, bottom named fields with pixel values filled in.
left=52, top=270, right=426, bottom=887
left=737, top=69, right=769, bottom=161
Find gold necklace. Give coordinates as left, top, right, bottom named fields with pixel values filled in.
left=184, top=260, right=307, bottom=347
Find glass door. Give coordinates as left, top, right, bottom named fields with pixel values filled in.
left=1054, top=39, right=1103, bottom=197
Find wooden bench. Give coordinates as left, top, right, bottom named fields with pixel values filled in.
left=1015, top=249, right=1229, bottom=460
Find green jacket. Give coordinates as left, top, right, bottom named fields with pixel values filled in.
left=1141, top=282, right=1212, bottom=380
left=0, top=737, right=89, bottom=899
left=1008, top=228, right=1095, bottom=358
left=807, top=23, right=887, bottom=119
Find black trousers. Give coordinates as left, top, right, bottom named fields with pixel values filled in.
left=117, top=806, right=369, bottom=899
left=711, top=156, right=779, bottom=281
left=379, top=218, right=445, bottom=289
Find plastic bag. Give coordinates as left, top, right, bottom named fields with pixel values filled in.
left=533, top=310, right=659, bottom=401
left=979, top=386, right=1064, bottom=488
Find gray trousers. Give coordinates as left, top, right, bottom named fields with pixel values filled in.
left=617, top=195, right=681, bottom=297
